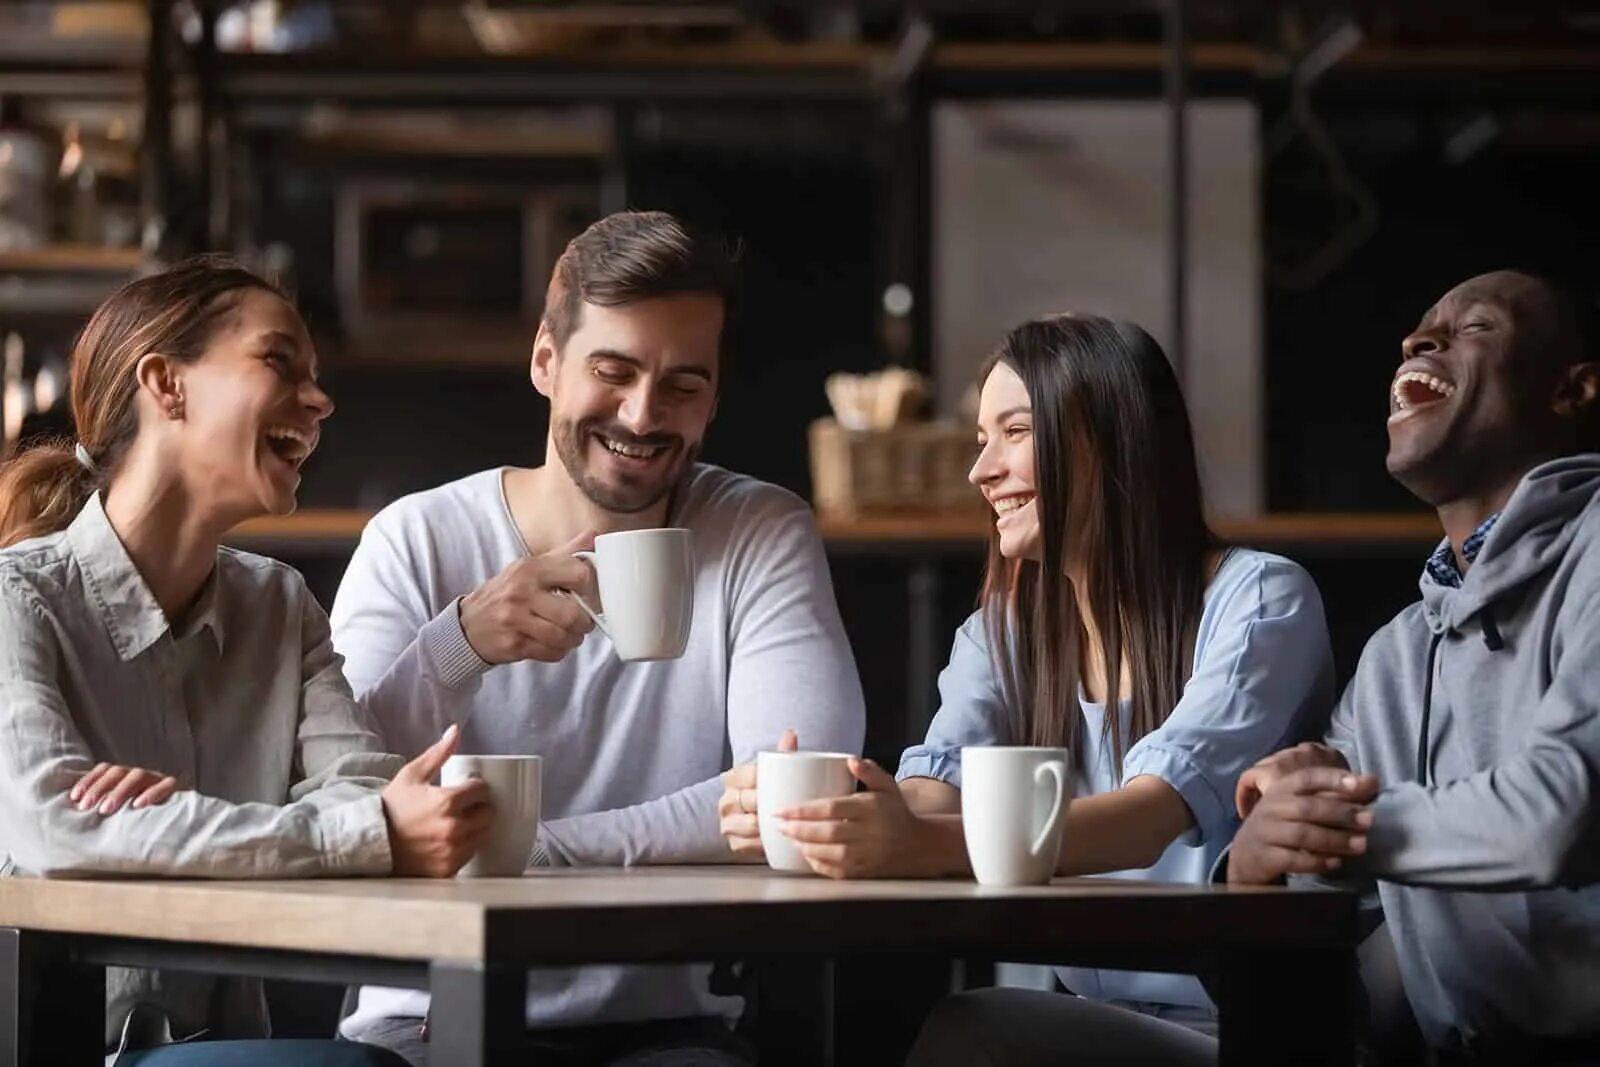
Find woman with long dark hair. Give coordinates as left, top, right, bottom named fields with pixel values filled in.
left=722, top=313, right=1335, bottom=1061
left=0, top=258, right=491, bottom=1066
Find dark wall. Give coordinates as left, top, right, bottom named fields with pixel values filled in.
left=275, top=139, right=884, bottom=511
left=1264, top=105, right=1600, bottom=511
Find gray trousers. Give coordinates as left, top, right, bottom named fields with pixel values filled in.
left=904, top=989, right=1218, bottom=1067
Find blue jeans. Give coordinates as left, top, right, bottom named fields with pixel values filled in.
left=118, top=1039, right=410, bottom=1067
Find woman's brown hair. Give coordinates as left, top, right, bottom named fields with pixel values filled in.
left=979, top=314, right=1216, bottom=773
left=0, top=256, right=284, bottom=548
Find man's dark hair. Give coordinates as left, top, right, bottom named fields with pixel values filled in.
left=541, top=210, right=741, bottom=356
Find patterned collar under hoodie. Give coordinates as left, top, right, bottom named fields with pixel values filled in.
left=1423, top=513, right=1500, bottom=589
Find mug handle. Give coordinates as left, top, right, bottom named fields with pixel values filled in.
left=557, top=550, right=612, bottom=641
left=1029, top=760, right=1067, bottom=858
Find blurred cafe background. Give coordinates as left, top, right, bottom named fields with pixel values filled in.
left=2, top=0, right=1599, bottom=889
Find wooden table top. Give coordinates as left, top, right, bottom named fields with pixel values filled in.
left=227, top=508, right=1441, bottom=555
left=0, top=866, right=1353, bottom=968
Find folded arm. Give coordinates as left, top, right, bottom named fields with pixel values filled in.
left=0, top=581, right=395, bottom=879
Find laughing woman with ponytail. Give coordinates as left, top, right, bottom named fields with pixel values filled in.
left=0, top=258, right=491, bottom=1066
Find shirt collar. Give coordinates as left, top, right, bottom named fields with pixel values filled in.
left=65, top=494, right=226, bottom=660
left=176, top=566, right=227, bottom=652
left=1424, top=512, right=1500, bottom=589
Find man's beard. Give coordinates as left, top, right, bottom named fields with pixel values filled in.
left=552, top=416, right=696, bottom=514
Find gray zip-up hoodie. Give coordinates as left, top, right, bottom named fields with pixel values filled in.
left=1325, top=453, right=1600, bottom=1052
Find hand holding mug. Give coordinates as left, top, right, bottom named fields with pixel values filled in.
left=1235, top=742, right=1351, bottom=818
left=382, top=725, right=496, bottom=877
left=459, top=530, right=598, bottom=665
left=777, top=758, right=941, bottom=879
left=719, top=729, right=797, bottom=859
left=443, top=753, right=542, bottom=878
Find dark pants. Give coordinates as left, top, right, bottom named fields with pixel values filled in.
left=118, top=1039, right=410, bottom=1066
left=346, top=1015, right=754, bottom=1067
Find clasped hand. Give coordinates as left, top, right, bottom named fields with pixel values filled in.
left=1228, top=743, right=1379, bottom=885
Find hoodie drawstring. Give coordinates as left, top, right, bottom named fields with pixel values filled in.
left=1417, top=606, right=1506, bottom=784
left=1480, top=605, right=1504, bottom=651
left=1416, top=630, right=1443, bottom=785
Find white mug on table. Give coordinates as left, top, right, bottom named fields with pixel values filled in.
left=757, top=750, right=855, bottom=873
left=961, top=746, right=1069, bottom=886
left=566, top=528, right=694, bottom=662
left=442, top=754, right=542, bottom=877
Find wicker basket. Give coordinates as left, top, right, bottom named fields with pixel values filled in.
left=809, top=418, right=981, bottom=516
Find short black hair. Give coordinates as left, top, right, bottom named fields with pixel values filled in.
left=1507, top=269, right=1598, bottom=365
left=1516, top=271, right=1600, bottom=450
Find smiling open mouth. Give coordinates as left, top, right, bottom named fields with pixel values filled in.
left=263, top=425, right=313, bottom=469
left=1391, top=371, right=1457, bottom=412
left=594, top=432, right=673, bottom=462
left=993, top=494, right=1034, bottom=516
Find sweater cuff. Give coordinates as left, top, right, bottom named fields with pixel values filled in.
left=421, top=597, right=492, bottom=691
left=317, top=794, right=393, bottom=875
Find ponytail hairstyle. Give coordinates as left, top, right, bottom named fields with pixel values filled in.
left=0, top=256, right=284, bottom=548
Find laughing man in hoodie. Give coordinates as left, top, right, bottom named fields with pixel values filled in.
left=1229, top=270, right=1600, bottom=1063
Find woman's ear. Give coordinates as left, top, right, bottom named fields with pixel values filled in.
left=134, top=352, right=186, bottom=421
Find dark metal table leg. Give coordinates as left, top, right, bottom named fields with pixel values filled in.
left=754, top=956, right=835, bottom=1067
left=428, top=961, right=528, bottom=1067
left=0, top=928, right=104, bottom=1067
left=1216, top=947, right=1356, bottom=1066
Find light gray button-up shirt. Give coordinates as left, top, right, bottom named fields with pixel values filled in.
left=0, top=492, right=403, bottom=1051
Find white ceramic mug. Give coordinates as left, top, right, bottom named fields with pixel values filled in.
left=960, top=746, right=1069, bottom=886
left=568, top=528, right=695, bottom=662
left=442, top=754, right=542, bottom=878
left=756, top=750, right=856, bottom=873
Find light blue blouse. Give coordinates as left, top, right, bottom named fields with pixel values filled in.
left=897, top=548, right=1336, bottom=1012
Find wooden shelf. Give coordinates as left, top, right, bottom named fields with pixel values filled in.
left=227, top=509, right=372, bottom=554
left=816, top=510, right=1442, bottom=548
left=226, top=506, right=1442, bottom=557
left=0, top=246, right=145, bottom=273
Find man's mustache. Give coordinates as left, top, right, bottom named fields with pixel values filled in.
left=582, top=422, right=682, bottom=450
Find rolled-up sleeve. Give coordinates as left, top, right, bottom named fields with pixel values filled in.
left=897, top=612, right=1017, bottom=789
left=1122, top=556, right=1335, bottom=846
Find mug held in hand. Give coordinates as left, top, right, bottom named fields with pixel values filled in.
left=442, top=754, right=542, bottom=878
left=564, top=528, right=695, bottom=662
